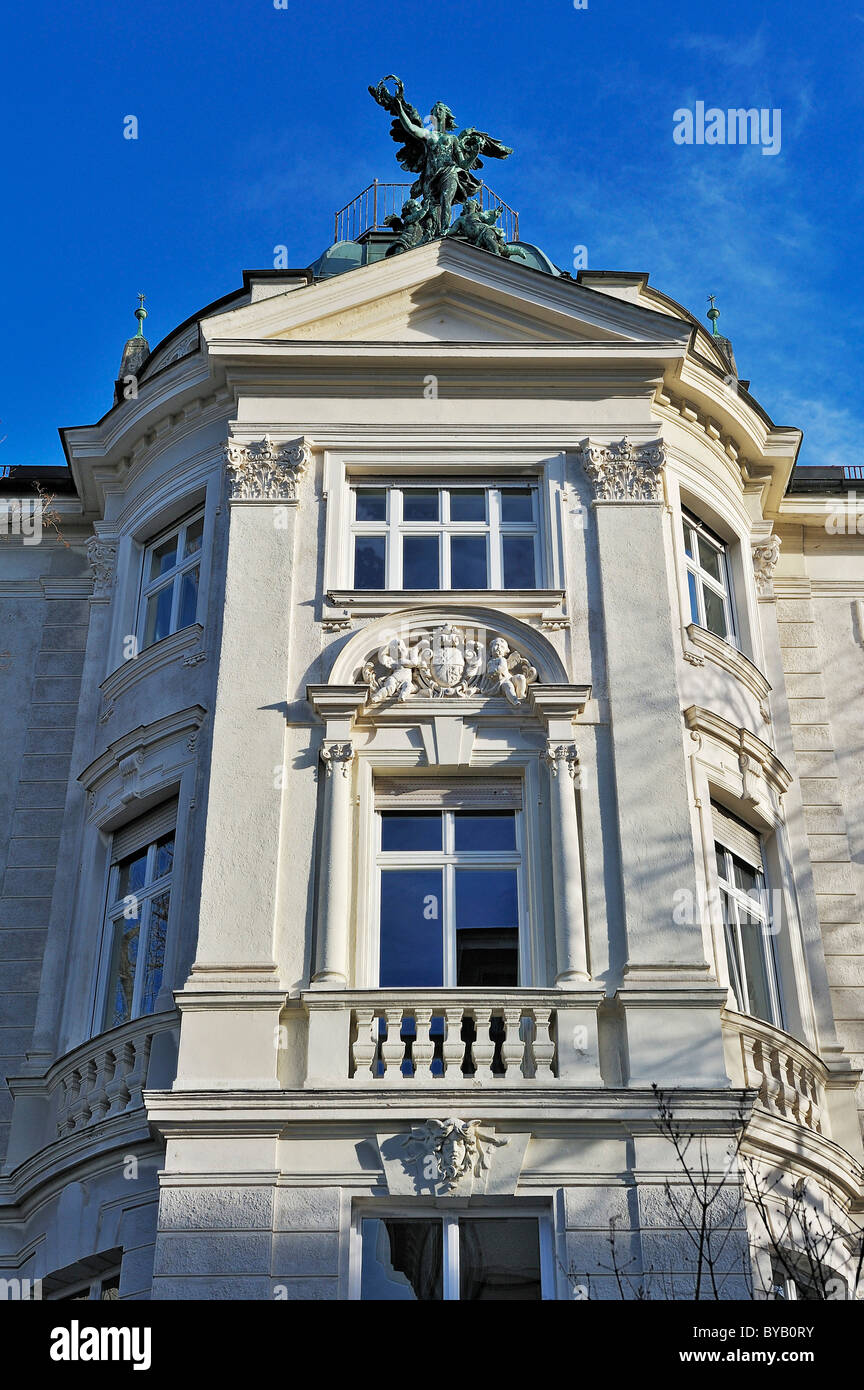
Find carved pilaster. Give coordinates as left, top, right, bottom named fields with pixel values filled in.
left=224, top=435, right=312, bottom=502
left=544, top=739, right=590, bottom=986
left=579, top=435, right=666, bottom=502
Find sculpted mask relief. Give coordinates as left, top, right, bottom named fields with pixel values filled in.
left=360, top=622, right=538, bottom=706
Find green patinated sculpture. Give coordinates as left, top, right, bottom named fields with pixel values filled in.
left=446, top=198, right=514, bottom=258
left=369, top=75, right=513, bottom=254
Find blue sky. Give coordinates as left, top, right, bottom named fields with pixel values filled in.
left=2, top=0, right=861, bottom=470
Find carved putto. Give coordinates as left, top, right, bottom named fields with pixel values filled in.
left=402, top=1117, right=508, bottom=1194
left=360, top=623, right=537, bottom=706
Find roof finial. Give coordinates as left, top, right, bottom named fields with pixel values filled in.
left=707, top=293, right=721, bottom=336
left=134, top=292, right=148, bottom=338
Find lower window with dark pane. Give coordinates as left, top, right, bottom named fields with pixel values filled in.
left=360, top=1215, right=543, bottom=1301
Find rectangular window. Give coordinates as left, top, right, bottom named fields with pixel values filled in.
left=138, top=509, right=204, bottom=650
left=98, top=802, right=177, bottom=1033
left=359, top=1214, right=545, bottom=1301
left=682, top=510, right=736, bottom=644
left=351, top=484, right=539, bottom=590
left=712, top=802, right=781, bottom=1027
left=375, top=783, right=523, bottom=989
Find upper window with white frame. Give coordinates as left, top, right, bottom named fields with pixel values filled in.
left=712, top=801, right=782, bottom=1027
left=97, top=801, right=177, bottom=1034
left=682, top=509, right=736, bottom=644
left=351, top=482, right=540, bottom=590
left=375, top=782, right=525, bottom=989
left=138, top=508, right=204, bottom=649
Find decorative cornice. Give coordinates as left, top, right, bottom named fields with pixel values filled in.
left=683, top=624, right=771, bottom=704
left=224, top=435, right=312, bottom=502
left=86, top=536, right=117, bottom=600
left=579, top=435, right=666, bottom=502
left=683, top=705, right=792, bottom=800
left=100, top=624, right=204, bottom=711
left=752, top=533, right=782, bottom=598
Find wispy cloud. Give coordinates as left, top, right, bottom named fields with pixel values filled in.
left=672, top=30, right=767, bottom=68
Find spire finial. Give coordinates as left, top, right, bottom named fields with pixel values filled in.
left=707, top=293, right=721, bottom=336
left=134, top=292, right=147, bottom=338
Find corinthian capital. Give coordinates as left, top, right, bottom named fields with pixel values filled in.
left=320, top=740, right=354, bottom=778
left=543, top=741, right=580, bottom=779
left=224, top=435, right=312, bottom=502
left=86, top=535, right=117, bottom=599
left=579, top=435, right=666, bottom=502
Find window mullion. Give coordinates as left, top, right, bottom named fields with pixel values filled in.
left=443, top=1215, right=460, bottom=1301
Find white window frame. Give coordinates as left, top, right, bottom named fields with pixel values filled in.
left=93, top=818, right=176, bottom=1035
left=351, top=482, right=541, bottom=591
left=136, top=507, right=205, bottom=650
left=682, top=509, right=738, bottom=646
left=349, top=1204, right=555, bottom=1301
left=373, top=805, right=529, bottom=987
left=714, top=829, right=783, bottom=1028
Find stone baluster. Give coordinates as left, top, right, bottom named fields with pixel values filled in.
left=500, top=1007, right=524, bottom=1079
left=125, top=1033, right=152, bottom=1111
left=471, top=1010, right=496, bottom=1080
left=532, top=1008, right=556, bottom=1080
left=380, top=1008, right=405, bottom=1078
left=87, top=1049, right=114, bottom=1124
left=69, top=1060, right=97, bottom=1129
left=443, top=1007, right=466, bottom=1080
left=352, top=1007, right=377, bottom=1079
left=412, top=1008, right=435, bottom=1080
left=105, top=1041, right=134, bottom=1116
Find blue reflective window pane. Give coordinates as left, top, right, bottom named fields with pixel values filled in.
left=379, top=869, right=443, bottom=986
left=355, top=488, right=387, bottom=522
left=450, top=490, right=486, bottom=522
left=500, top=489, right=534, bottom=523
left=354, top=535, right=386, bottom=588
left=455, top=869, right=518, bottom=927
left=502, top=535, right=536, bottom=588
left=453, top=812, right=516, bottom=852
left=403, top=490, right=439, bottom=522
left=450, top=535, right=487, bottom=589
left=380, top=812, right=442, bottom=852
left=177, top=566, right=199, bottom=629
left=403, top=535, right=439, bottom=589
left=144, top=584, right=173, bottom=647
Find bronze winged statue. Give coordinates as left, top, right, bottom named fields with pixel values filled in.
left=369, top=75, right=513, bottom=248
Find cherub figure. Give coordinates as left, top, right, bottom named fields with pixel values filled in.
left=484, top=636, right=537, bottom=706
left=446, top=197, right=514, bottom=257
left=363, top=637, right=419, bottom=704
left=383, top=197, right=429, bottom=256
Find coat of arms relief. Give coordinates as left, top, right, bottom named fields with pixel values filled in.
left=360, top=622, right=538, bottom=707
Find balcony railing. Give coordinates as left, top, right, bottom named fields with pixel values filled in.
left=723, top=1011, right=828, bottom=1136
left=5, top=1011, right=179, bottom=1169
left=301, top=989, right=608, bottom=1088
left=334, top=180, right=520, bottom=245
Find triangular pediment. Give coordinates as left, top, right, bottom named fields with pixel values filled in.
left=201, top=239, right=691, bottom=351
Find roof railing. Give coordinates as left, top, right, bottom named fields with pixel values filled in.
left=334, top=179, right=520, bottom=245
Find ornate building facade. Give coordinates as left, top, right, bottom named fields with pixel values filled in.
left=1, top=224, right=862, bottom=1299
